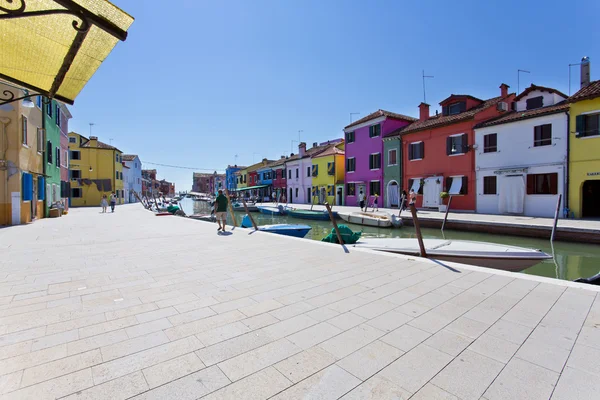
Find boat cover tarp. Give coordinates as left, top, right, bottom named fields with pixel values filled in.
left=321, top=225, right=362, bottom=244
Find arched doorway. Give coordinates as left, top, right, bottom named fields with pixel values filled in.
left=387, top=180, right=399, bottom=208
left=582, top=180, right=600, bottom=218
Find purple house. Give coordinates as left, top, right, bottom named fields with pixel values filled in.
left=343, top=110, right=416, bottom=207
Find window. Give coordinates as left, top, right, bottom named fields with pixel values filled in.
left=369, top=124, right=381, bottom=138
left=36, top=96, right=42, bottom=108
left=307, top=188, right=311, bottom=200
left=346, top=157, right=356, bottom=172
left=312, top=165, right=318, bottom=177
left=534, top=124, right=552, bottom=147
left=483, top=133, right=497, bottom=153
left=447, top=134, right=468, bottom=155
left=55, top=147, right=60, bottom=167
left=346, top=131, right=355, bottom=143
left=64, top=150, right=68, bottom=167
left=443, top=101, right=466, bottom=116
left=288, top=169, right=292, bottom=179
left=369, top=153, right=381, bottom=169
left=527, top=173, right=558, bottom=195
left=282, top=169, right=286, bottom=179
left=71, top=188, right=82, bottom=198
left=22, top=116, right=28, bottom=145
left=327, top=185, right=334, bottom=196
left=370, top=180, right=381, bottom=196
left=295, top=188, right=298, bottom=198
left=347, top=183, right=356, bottom=196
left=134, top=162, right=137, bottom=168
left=115, top=154, right=119, bottom=162
left=46, top=101, right=52, bottom=117
left=526, top=96, right=543, bottom=110
left=116, top=171, right=119, bottom=180
left=306, top=167, right=311, bottom=177
left=55, top=105, right=61, bottom=127
left=575, top=114, right=600, bottom=138
left=69, top=137, right=76, bottom=143
left=408, top=142, right=424, bottom=160
left=47, top=141, right=53, bottom=164
left=295, top=168, right=298, bottom=178
left=244, top=174, right=247, bottom=183
left=70, top=150, right=80, bottom=160
left=327, top=162, right=334, bottom=175
left=408, top=178, right=423, bottom=195
left=388, top=149, right=397, bottom=166
left=445, top=176, right=468, bottom=195
left=483, top=176, right=497, bottom=195
left=37, top=128, right=44, bottom=153
left=70, top=170, right=81, bottom=179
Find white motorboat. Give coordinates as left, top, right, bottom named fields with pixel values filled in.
left=338, top=211, right=401, bottom=228
left=352, top=238, right=552, bottom=272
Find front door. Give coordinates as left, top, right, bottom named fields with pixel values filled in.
left=357, top=184, right=366, bottom=199
left=387, top=181, right=399, bottom=208
left=289, top=188, right=293, bottom=204
left=423, top=177, right=442, bottom=208
left=582, top=180, right=600, bottom=218
left=498, top=175, right=525, bottom=214
left=336, top=185, right=344, bottom=206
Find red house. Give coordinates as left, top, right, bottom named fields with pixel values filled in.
left=401, top=84, right=515, bottom=211
left=271, top=156, right=292, bottom=201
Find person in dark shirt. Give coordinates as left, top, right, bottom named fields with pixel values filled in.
left=215, top=189, right=228, bottom=231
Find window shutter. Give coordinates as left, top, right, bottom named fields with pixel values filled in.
left=461, top=176, right=468, bottom=195
left=22, top=173, right=33, bottom=201
left=534, top=125, right=541, bottom=142
left=526, top=175, right=534, bottom=195
left=408, top=144, right=414, bottom=160
left=461, top=134, right=468, bottom=152
left=38, top=177, right=45, bottom=200
left=549, top=173, right=558, bottom=195
left=369, top=126, right=373, bottom=137
left=446, top=137, right=452, bottom=155
left=575, top=115, right=584, bottom=138
left=408, top=179, right=413, bottom=191
left=442, top=106, right=449, bottom=116
left=444, top=177, right=451, bottom=193
left=420, top=142, right=425, bottom=159
left=459, top=102, right=466, bottom=113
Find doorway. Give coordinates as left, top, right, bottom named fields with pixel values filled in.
left=336, top=185, right=344, bottom=206
left=387, top=180, right=399, bottom=208
left=498, top=175, right=525, bottom=214
left=307, top=188, right=311, bottom=204
left=289, top=188, right=293, bottom=204
left=422, top=176, right=442, bottom=208
left=357, top=183, right=366, bottom=199
left=582, top=180, right=600, bottom=218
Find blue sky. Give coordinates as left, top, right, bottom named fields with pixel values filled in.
left=69, top=0, right=600, bottom=191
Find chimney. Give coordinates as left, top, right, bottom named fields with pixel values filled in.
left=88, top=136, right=98, bottom=147
left=299, top=142, right=306, bottom=157
left=581, top=56, right=591, bottom=88
left=280, top=155, right=285, bottom=159
left=500, top=83, right=509, bottom=98
left=418, top=103, right=430, bottom=121
left=312, top=142, right=318, bottom=148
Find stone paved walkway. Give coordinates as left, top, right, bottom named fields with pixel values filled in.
left=1, top=205, right=599, bottom=399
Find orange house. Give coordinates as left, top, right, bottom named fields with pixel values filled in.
left=400, top=84, right=515, bottom=211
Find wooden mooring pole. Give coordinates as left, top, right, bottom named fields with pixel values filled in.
left=324, top=202, right=344, bottom=245
left=441, top=195, right=453, bottom=232
left=224, top=188, right=237, bottom=228
left=551, top=194, right=562, bottom=242
left=409, top=204, right=427, bottom=258
left=242, top=200, right=259, bottom=231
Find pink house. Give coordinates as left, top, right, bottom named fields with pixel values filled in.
left=59, top=104, right=72, bottom=209
left=343, top=110, right=416, bottom=207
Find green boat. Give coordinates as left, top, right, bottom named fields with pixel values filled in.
left=288, top=208, right=338, bottom=221
left=321, top=225, right=362, bottom=244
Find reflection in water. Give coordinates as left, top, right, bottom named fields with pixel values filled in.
left=180, top=198, right=600, bottom=282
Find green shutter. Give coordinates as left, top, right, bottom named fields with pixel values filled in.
left=575, top=115, right=585, bottom=138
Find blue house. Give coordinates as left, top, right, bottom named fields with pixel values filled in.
left=257, top=164, right=275, bottom=200
left=226, top=165, right=244, bottom=192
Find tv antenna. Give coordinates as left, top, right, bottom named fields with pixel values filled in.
left=422, top=70, right=434, bottom=103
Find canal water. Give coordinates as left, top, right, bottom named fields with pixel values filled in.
left=180, top=198, right=600, bottom=282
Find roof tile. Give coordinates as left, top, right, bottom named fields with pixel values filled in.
left=568, top=80, right=600, bottom=103
left=475, top=102, right=569, bottom=129
left=344, top=109, right=417, bottom=129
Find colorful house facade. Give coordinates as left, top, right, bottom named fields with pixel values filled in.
left=42, top=98, right=63, bottom=216
left=383, top=133, right=402, bottom=208
left=474, top=85, right=569, bottom=217
left=400, top=84, right=514, bottom=211
left=343, top=110, right=416, bottom=207
left=68, top=133, right=124, bottom=207
left=285, top=143, right=307, bottom=204
left=226, top=165, right=244, bottom=192
left=0, top=83, right=45, bottom=225
left=59, top=103, right=72, bottom=212
left=122, top=154, right=142, bottom=203
left=311, top=141, right=345, bottom=205
left=568, top=77, right=600, bottom=218
left=271, top=156, right=290, bottom=202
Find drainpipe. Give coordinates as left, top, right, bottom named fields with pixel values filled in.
left=565, top=111, right=570, bottom=213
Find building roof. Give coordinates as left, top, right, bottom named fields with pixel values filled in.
left=474, top=102, right=569, bottom=129
left=344, top=109, right=417, bottom=129
left=568, top=80, right=600, bottom=103
left=514, top=84, right=568, bottom=101
left=438, top=94, right=484, bottom=105
left=121, top=154, right=138, bottom=161
left=312, top=143, right=345, bottom=158
left=397, top=95, right=510, bottom=135
left=81, top=140, right=121, bottom=152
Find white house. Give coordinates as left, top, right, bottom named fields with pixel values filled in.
left=122, top=154, right=142, bottom=203
left=285, top=143, right=307, bottom=204
left=474, top=84, right=569, bottom=218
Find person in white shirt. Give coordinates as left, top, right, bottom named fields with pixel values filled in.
left=358, top=190, right=365, bottom=211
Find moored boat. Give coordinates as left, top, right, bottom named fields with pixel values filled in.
left=189, top=214, right=216, bottom=222
left=257, top=205, right=287, bottom=216
left=232, top=202, right=258, bottom=212
left=352, top=238, right=552, bottom=272
left=241, top=215, right=311, bottom=238
left=338, top=211, right=395, bottom=228
left=287, top=208, right=337, bottom=221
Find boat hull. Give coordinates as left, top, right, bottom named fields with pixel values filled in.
left=260, top=224, right=311, bottom=238
left=232, top=204, right=258, bottom=212
left=338, top=212, right=393, bottom=228
left=288, top=209, right=336, bottom=221
left=257, top=206, right=286, bottom=216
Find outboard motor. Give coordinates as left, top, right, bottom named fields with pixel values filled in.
left=277, top=204, right=285, bottom=215
left=574, top=271, right=600, bottom=286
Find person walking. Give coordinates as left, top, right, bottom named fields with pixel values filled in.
left=409, top=189, right=417, bottom=208
left=358, top=190, right=366, bottom=212
left=372, top=194, right=379, bottom=212
left=101, top=194, right=108, bottom=213
left=401, top=190, right=408, bottom=211
left=109, top=192, right=117, bottom=213
left=215, top=189, right=228, bottom=232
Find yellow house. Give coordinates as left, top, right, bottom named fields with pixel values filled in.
left=568, top=80, right=600, bottom=218
left=68, top=133, right=124, bottom=207
left=311, top=141, right=345, bottom=205
left=236, top=168, right=248, bottom=190
left=0, top=83, right=45, bottom=225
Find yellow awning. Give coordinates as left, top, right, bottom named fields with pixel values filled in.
left=0, top=0, right=134, bottom=104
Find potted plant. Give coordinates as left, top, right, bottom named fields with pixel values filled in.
left=439, top=191, right=450, bottom=212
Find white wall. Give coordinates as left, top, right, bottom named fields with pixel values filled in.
left=475, top=111, right=568, bottom=218
left=515, top=90, right=565, bottom=112
left=285, top=160, right=306, bottom=203
left=123, top=157, right=142, bottom=202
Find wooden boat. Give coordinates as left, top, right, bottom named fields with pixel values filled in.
left=241, top=215, right=311, bottom=238
left=232, top=202, right=258, bottom=212
left=257, top=205, right=287, bottom=216
left=287, top=208, right=337, bottom=221
left=338, top=211, right=395, bottom=228
left=352, top=238, right=552, bottom=272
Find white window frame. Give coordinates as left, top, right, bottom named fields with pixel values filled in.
left=387, top=149, right=398, bottom=166
left=448, top=133, right=467, bottom=157
left=347, top=157, right=356, bottom=173
left=36, top=128, right=44, bottom=153
left=409, top=141, right=423, bottom=161
left=69, top=136, right=76, bottom=143
left=369, top=152, right=381, bottom=171
left=21, top=115, right=28, bottom=147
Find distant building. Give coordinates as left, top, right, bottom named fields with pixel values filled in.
left=193, top=172, right=225, bottom=194
left=226, top=165, right=245, bottom=192
left=122, top=154, right=142, bottom=203
left=142, top=169, right=158, bottom=197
